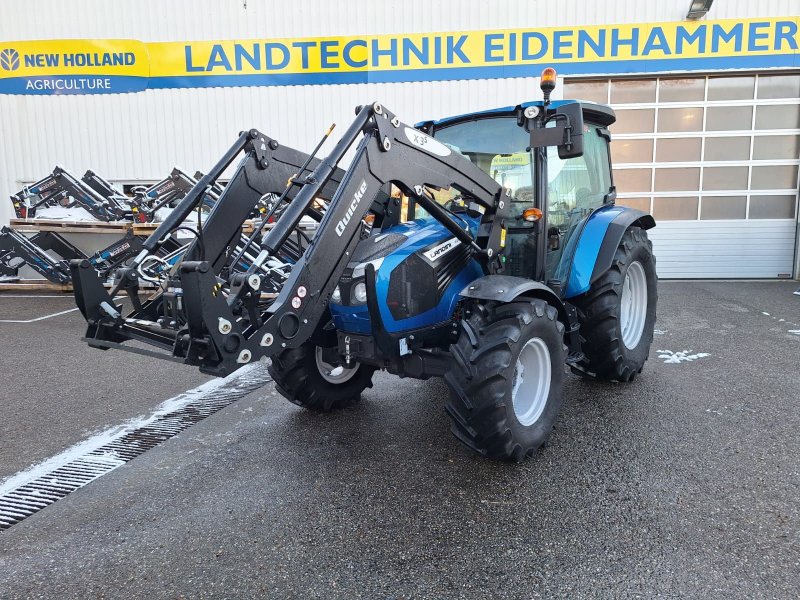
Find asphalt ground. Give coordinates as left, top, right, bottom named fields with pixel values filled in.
left=0, top=281, right=798, bottom=599
left=0, top=293, right=210, bottom=479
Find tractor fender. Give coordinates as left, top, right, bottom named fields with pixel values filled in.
left=564, top=206, right=655, bottom=299
left=460, top=275, right=568, bottom=326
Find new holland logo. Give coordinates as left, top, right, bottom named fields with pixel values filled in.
left=0, top=48, right=20, bottom=71
left=335, top=179, right=368, bottom=236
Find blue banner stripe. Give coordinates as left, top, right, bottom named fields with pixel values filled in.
left=148, top=54, right=798, bottom=91
left=0, top=75, right=147, bottom=95
left=0, top=53, right=796, bottom=95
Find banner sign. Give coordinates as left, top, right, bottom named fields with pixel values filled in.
left=0, top=39, right=149, bottom=94
left=1, top=18, right=797, bottom=95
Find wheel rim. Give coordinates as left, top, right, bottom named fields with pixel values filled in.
left=511, top=337, right=552, bottom=427
left=314, top=347, right=360, bottom=384
left=620, top=260, right=648, bottom=350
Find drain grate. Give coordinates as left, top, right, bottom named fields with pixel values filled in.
left=0, top=363, right=271, bottom=531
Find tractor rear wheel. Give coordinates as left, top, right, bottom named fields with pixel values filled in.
left=574, top=226, right=657, bottom=381
left=268, top=342, right=376, bottom=412
left=445, top=299, right=565, bottom=461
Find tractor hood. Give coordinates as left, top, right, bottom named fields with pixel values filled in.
left=329, top=215, right=484, bottom=335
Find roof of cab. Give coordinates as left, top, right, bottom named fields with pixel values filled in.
left=417, top=100, right=616, bottom=129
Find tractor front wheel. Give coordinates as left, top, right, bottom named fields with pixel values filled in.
left=268, top=342, right=376, bottom=412
left=445, top=299, right=565, bottom=461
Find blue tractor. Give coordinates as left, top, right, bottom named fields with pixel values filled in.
left=71, top=69, right=657, bottom=461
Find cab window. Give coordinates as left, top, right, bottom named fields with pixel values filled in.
left=547, top=125, right=613, bottom=281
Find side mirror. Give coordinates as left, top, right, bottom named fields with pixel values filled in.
left=555, top=103, right=584, bottom=160
left=529, top=102, right=585, bottom=160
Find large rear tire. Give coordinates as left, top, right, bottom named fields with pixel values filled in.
left=445, top=299, right=565, bottom=462
left=574, top=226, right=657, bottom=381
left=268, top=342, right=376, bottom=412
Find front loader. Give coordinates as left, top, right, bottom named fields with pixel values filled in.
left=0, top=226, right=183, bottom=285
left=11, top=166, right=134, bottom=221
left=128, top=168, right=226, bottom=223
left=71, top=70, right=657, bottom=461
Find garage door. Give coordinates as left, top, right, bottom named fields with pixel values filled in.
left=565, top=74, right=800, bottom=278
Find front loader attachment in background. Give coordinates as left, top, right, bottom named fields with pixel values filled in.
left=71, top=127, right=346, bottom=371
left=71, top=103, right=511, bottom=376
left=0, top=226, right=77, bottom=284
left=12, top=166, right=133, bottom=221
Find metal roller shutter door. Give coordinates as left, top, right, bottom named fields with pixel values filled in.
left=565, top=74, right=800, bottom=279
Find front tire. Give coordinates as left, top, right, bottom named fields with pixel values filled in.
left=445, top=299, right=565, bottom=462
left=268, top=342, right=376, bottom=412
left=574, top=226, right=657, bottom=381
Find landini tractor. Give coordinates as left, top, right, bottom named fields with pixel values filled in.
left=71, top=69, right=657, bottom=461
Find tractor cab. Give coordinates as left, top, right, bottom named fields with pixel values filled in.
left=417, top=89, right=617, bottom=296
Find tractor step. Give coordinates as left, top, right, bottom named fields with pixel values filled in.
left=565, top=350, right=585, bottom=366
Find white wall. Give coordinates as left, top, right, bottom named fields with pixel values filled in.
left=0, top=0, right=798, bottom=226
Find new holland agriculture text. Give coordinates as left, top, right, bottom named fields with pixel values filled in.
left=0, top=18, right=797, bottom=95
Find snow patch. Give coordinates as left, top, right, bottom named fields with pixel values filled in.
left=656, top=349, right=710, bottom=364
left=32, top=205, right=97, bottom=221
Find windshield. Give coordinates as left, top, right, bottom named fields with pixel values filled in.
left=433, top=117, right=534, bottom=206
left=430, top=114, right=614, bottom=283
left=432, top=116, right=611, bottom=217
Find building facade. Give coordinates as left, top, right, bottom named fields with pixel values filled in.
left=0, top=0, right=798, bottom=278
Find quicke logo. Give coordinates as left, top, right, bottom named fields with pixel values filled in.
left=0, top=48, right=20, bottom=71
left=335, top=179, right=368, bottom=236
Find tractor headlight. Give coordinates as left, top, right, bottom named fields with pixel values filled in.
left=351, top=281, right=368, bottom=305
left=331, top=286, right=342, bottom=304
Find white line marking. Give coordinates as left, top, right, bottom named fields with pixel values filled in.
left=0, top=307, right=79, bottom=323
left=0, top=294, right=75, bottom=299
left=0, top=363, right=263, bottom=497
left=0, top=296, right=124, bottom=323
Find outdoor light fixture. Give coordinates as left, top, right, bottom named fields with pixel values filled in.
left=522, top=207, right=543, bottom=222
left=686, top=0, right=713, bottom=20
left=540, top=67, right=557, bottom=106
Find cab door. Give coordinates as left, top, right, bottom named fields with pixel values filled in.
left=545, top=124, right=614, bottom=287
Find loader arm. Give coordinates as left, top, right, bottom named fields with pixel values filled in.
left=136, top=168, right=222, bottom=221
left=10, top=171, right=68, bottom=219
left=70, top=128, right=346, bottom=361
left=174, top=130, right=344, bottom=272
left=71, top=103, right=510, bottom=376
left=11, top=171, right=65, bottom=218
left=81, top=170, right=136, bottom=220
left=0, top=226, right=77, bottom=284
left=13, top=167, right=130, bottom=221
